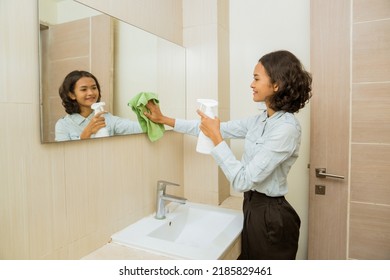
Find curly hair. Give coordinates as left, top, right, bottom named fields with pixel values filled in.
left=259, top=50, right=312, bottom=113
left=59, top=70, right=101, bottom=114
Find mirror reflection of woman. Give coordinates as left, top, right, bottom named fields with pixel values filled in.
left=55, top=70, right=142, bottom=141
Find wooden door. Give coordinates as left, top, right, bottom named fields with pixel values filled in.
left=308, top=0, right=351, bottom=259
left=309, top=0, right=390, bottom=260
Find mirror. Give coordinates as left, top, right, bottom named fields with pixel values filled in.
left=39, top=0, right=186, bottom=143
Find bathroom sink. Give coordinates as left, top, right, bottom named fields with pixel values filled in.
left=111, top=202, right=243, bottom=259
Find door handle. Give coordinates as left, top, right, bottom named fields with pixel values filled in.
left=315, top=168, right=344, bottom=179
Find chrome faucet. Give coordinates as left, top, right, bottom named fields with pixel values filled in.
left=155, top=180, right=187, bottom=219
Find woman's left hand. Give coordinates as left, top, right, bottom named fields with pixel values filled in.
left=197, top=110, right=223, bottom=146
left=80, top=111, right=106, bottom=139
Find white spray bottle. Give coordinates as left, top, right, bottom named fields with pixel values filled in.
left=196, top=98, right=218, bottom=154
left=91, top=102, right=109, bottom=138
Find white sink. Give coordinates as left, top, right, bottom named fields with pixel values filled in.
left=111, top=202, right=243, bottom=259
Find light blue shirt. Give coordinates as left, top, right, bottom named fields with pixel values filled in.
left=174, top=110, right=301, bottom=196
left=55, top=112, right=143, bottom=141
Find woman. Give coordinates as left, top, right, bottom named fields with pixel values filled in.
left=55, top=70, right=142, bottom=141
left=145, top=50, right=312, bottom=259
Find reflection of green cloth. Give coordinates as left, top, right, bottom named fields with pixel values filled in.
left=128, top=92, right=165, bottom=142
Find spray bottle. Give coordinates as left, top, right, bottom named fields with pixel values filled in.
left=196, top=99, right=218, bottom=154
left=91, top=102, right=109, bottom=137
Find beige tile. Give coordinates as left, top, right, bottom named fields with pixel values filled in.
left=183, top=0, right=217, bottom=28
left=1, top=0, right=235, bottom=261
left=182, top=0, right=231, bottom=206
left=217, top=0, right=229, bottom=31
left=353, top=0, right=390, bottom=23
left=219, top=196, right=243, bottom=211
left=0, top=0, right=38, bottom=104
left=352, top=83, right=390, bottom=143
left=349, top=202, right=390, bottom=259
left=27, top=147, right=68, bottom=259
left=351, top=144, right=390, bottom=205
left=184, top=136, right=220, bottom=205
left=49, top=19, right=90, bottom=60
left=67, top=231, right=112, bottom=260
left=2, top=0, right=186, bottom=261
left=353, top=19, right=390, bottom=83
left=1, top=103, right=36, bottom=259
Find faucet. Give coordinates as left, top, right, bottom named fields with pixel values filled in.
left=155, top=180, right=187, bottom=219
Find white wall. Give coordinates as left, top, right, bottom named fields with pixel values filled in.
left=229, top=0, right=310, bottom=259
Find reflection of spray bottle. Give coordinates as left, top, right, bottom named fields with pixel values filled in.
left=196, top=99, right=218, bottom=154
left=91, top=102, right=109, bottom=137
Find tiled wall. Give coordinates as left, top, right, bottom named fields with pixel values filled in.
left=0, top=0, right=184, bottom=259
left=182, top=0, right=231, bottom=205
left=349, top=0, right=390, bottom=259
left=1, top=0, right=232, bottom=260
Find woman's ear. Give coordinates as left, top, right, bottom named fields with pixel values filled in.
left=273, top=83, right=279, bottom=92
left=68, top=92, right=76, bottom=100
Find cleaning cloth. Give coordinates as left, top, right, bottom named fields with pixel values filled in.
left=128, top=92, right=165, bottom=142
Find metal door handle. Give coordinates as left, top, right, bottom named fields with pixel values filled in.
left=315, top=168, right=344, bottom=179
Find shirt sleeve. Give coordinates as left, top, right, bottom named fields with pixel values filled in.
left=220, top=118, right=251, bottom=139
left=211, top=123, right=300, bottom=192
left=109, top=114, right=143, bottom=135
left=55, top=118, right=72, bottom=141
left=173, top=119, right=201, bottom=136
left=174, top=117, right=253, bottom=138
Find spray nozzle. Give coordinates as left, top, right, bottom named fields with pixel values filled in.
left=91, top=102, right=106, bottom=115
left=197, top=99, right=218, bottom=118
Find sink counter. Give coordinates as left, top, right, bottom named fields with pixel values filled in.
left=82, top=196, right=243, bottom=260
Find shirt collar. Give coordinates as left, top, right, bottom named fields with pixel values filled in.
left=261, top=110, right=285, bottom=122
left=68, top=112, right=94, bottom=125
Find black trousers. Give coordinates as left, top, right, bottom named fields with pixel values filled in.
left=238, top=190, right=301, bottom=260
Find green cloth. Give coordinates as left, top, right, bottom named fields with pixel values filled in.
left=128, top=92, right=165, bottom=142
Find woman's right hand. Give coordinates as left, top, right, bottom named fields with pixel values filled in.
left=80, top=111, right=106, bottom=139
left=197, top=109, right=223, bottom=146
left=144, top=100, right=175, bottom=127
